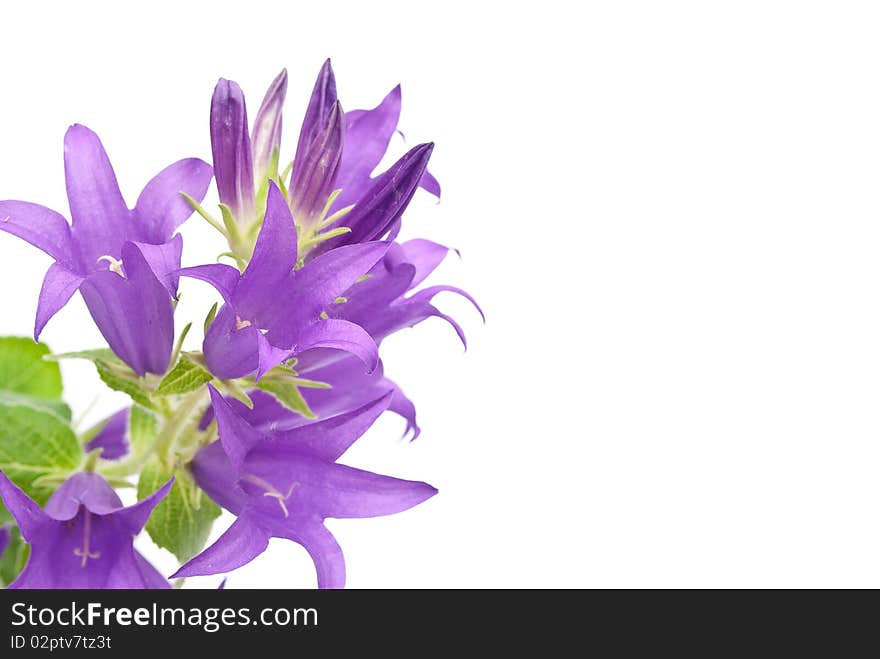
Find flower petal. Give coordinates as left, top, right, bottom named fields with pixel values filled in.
left=294, top=319, right=378, bottom=373
left=398, top=238, right=452, bottom=289
left=84, top=408, right=130, bottom=461
left=211, top=79, right=255, bottom=222
left=172, top=514, right=270, bottom=578
left=318, top=143, right=434, bottom=252
left=208, top=384, right=264, bottom=474
left=115, top=478, right=174, bottom=535
left=44, top=472, right=123, bottom=520
left=135, top=158, right=213, bottom=241
left=132, top=235, right=183, bottom=299
left=317, top=464, right=437, bottom=520
left=35, top=262, right=84, bottom=340
left=293, top=59, right=337, bottom=179
left=272, top=241, right=388, bottom=334
left=332, top=85, right=401, bottom=213
left=290, top=100, right=345, bottom=223
left=177, top=263, right=240, bottom=305
left=64, top=124, right=131, bottom=264
left=79, top=242, right=175, bottom=376
left=134, top=551, right=172, bottom=589
left=0, top=200, right=74, bottom=265
left=276, top=392, right=392, bottom=461
left=203, top=306, right=259, bottom=379
left=236, top=182, right=298, bottom=307
left=252, top=69, right=288, bottom=182
left=280, top=522, right=345, bottom=589
left=0, top=470, right=48, bottom=540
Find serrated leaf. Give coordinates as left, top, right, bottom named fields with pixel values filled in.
left=256, top=376, right=315, bottom=418
left=95, top=360, right=156, bottom=410
left=43, top=348, right=121, bottom=364
left=0, top=526, right=29, bottom=588
left=0, top=337, right=63, bottom=399
left=138, top=460, right=220, bottom=563
left=156, top=355, right=212, bottom=396
left=0, top=399, right=82, bottom=505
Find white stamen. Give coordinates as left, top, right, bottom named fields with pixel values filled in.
left=241, top=473, right=300, bottom=518
left=96, top=255, right=124, bottom=277
left=235, top=315, right=253, bottom=330
left=73, top=510, right=101, bottom=567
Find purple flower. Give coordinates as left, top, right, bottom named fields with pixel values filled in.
left=0, top=125, right=212, bottom=375
left=173, top=385, right=436, bottom=588
left=179, top=183, right=387, bottom=380
left=84, top=408, right=130, bottom=461
left=0, top=471, right=173, bottom=589
left=0, top=524, right=9, bottom=559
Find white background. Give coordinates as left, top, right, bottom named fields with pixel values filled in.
left=1, top=1, right=879, bottom=588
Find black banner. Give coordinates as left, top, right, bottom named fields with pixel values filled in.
left=0, top=589, right=872, bottom=652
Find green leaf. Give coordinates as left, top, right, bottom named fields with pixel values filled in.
left=0, top=398, right=82, bottom=505
left=0, top=337, right=63, bottom=399
left=95, top=360, right=157, bottom=410
left=156, top=354, right=212, bottom=396
left=129, top=405, right=159, bottom=457
left=138, top=460, right=221, bottom=563
left=0, top=526, right=29, bottom=588
left=256, top=375, right=315, bottom=418
left=0, top=390, right=71, bottom=422
left=43, top=348, right=121, bottom=364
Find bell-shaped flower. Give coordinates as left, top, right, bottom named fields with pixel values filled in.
left=0, top=125, right=212, bottom=374
left=173, top=385, right=436, bottom=588
left=0, top=471, right=172, bottom=589
left=178, top=183, right=387, bottom=380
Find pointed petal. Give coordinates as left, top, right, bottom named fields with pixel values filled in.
left=237, top=182, right=297, bottom=305
left=290, top=100, right=345, bottom=224
left=386, top=378, right=421, bottom=440
left=319, top=143, right=434, bottom=252
left=191, top=441, right=249, bottom=514
left=211, top=79, right=255, bottom=222
left=333, top=85, right=402, bottom=212
left=419, top=168, right=441, bottom=199
left=64, top=124, right=131, bottom=263
left=135, top=158, right=213, bottom=241
left=398, top=238, right=452, bottom=289
left=172, top=514, right=269, bottom=578
left=0, top=471, right=48, bottom=539
left=35, top=263, right=83, bottom=340
left=276, top=392, right=391, bottom=461
left=282, top=522, right=345, bottom=589
left=272, top=241, right=389, bottom=335
left=293, top=59, right=337, bottom=176
left=132, top=235, right=183, bottom=299
left=178, top=263, right=240, bottom=305
left=85, top=408, right=130, bottom=461
left=202, top=306, right=260, bottom=379
left=252, top=69, right=288, bottom=181
left=294, top=319, right=378, bottom=372
left=134, top=551, right=172, bottom=589
left=208, top=384, right=263, bottom=473
left=79, top=242, right=175, bottom=376
left=116, top=478, right=174, bottom=535
left=255, top=331, right=292, bottom=382
left=0, top=201, right=74, bottom=264
left=319, top=464, right=437, bottom=519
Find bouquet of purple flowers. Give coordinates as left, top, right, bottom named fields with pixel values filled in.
left=0, top=62, right=480, bottom=589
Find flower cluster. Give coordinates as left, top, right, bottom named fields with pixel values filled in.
left=0, top=62, right=479, bottom=588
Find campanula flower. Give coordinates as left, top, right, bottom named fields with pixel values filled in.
left=0, top=125, right=212, bottom=374
left=179, top=183, right=387, bottom=380
left=173, top=385, right=436, bottom=588
left=0, top=471, right=172, bottom=589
